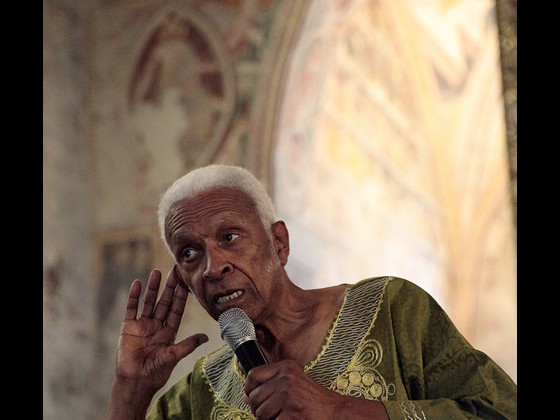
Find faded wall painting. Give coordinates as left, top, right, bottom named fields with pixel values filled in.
left=92, top=227, right=159, bottom=407
left=273, top=0, right=516, bottom=381
left=127, top=10, right=235, bottom=180
left=91, top=1, right=285, bottom=229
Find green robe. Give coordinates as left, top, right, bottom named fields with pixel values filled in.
left=147, top=276, right=517, bottom=419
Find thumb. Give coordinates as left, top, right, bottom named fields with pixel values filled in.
left=172, top=333, right=209, bottom=360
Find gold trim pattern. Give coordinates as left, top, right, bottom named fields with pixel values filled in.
left=399, top=400, right=428, bottom=420
left=330, top=338, right=396, bottom=400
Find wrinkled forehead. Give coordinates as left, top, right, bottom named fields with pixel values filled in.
left=166, top=187, right=258, bottom=225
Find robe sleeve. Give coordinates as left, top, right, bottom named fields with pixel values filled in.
left=380, top=278, right=517, bottom=419
left=146, top=357, right=218, bottom=420
left=146, top=372, right=193, bottom=420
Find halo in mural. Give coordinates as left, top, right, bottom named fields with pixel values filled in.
left=127, top=6, right=236, bottom=170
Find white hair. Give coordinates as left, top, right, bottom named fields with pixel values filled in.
left=157, top=164, right=276, bottom=252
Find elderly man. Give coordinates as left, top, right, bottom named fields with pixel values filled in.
left=107, top=164, right=517, bottom=419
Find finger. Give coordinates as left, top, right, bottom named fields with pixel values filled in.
left=153, top=267, right=179, bottom=321
left=246, top=380, right=276, bottom=418
left=245, top=364, right=277, bottom=395
left=140, top=269, right=162, bottom=318
left=123, top=279, right=142, bottom=321
left=172, top=333, right=209, bottom=360
left=164, top=281, right=189, bottom=332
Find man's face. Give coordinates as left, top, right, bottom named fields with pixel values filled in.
left=165, top=187, right=284, bottom=321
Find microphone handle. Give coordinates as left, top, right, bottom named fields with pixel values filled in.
left=235, top=339, right=268, bottom=372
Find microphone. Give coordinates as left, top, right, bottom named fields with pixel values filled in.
left=218, top=307, right=268, bottom=373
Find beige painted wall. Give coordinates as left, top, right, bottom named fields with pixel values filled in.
left=273, top=0, right=516, bottom=382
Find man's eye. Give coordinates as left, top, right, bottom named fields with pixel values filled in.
left=181, top=248, right=197, bottom=260
left=224, top=233, right=239, bottom=242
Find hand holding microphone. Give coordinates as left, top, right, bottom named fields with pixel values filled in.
left=219, top=307, right=355, bottom=418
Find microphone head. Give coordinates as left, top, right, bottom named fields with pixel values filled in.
left=218, top=307, right=257, bottom=350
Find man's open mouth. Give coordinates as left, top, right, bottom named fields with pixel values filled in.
left=215, top=290, right=244, bottom=304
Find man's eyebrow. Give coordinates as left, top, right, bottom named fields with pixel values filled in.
left=214, top=214, right=247, bottom=227
left=171, top=231, right=194, bottom=245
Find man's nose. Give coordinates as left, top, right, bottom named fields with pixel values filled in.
left=202, top=246, right=232, bottom=280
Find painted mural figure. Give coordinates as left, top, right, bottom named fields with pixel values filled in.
left=128, top=11, right=229, bottom=190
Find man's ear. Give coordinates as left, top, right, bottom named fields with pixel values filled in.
left=271, top=221, right=290, bottom=266
left=174, top=265, right=195, bottom=295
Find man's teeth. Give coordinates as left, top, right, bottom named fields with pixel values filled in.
left=216, top=291, right=243, bottom=304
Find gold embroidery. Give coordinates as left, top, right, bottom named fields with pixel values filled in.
left=304, top=289, right=348, bottom=373
left=399, top=401, right=427, bottom=420
left=306, top=277, right=391, bottom=388
left=211, top=405, right=254, bottom=420
left=202, top=346, right=253, bottom=415
left=330, top=338, right=395, bottom=400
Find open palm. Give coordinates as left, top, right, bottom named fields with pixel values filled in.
left=114, top=267, right=208, bottom=390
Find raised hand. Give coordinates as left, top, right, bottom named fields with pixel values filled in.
left=107, top=267, right=208, bottom=419
left=115, top=266, right=209, bottom=387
